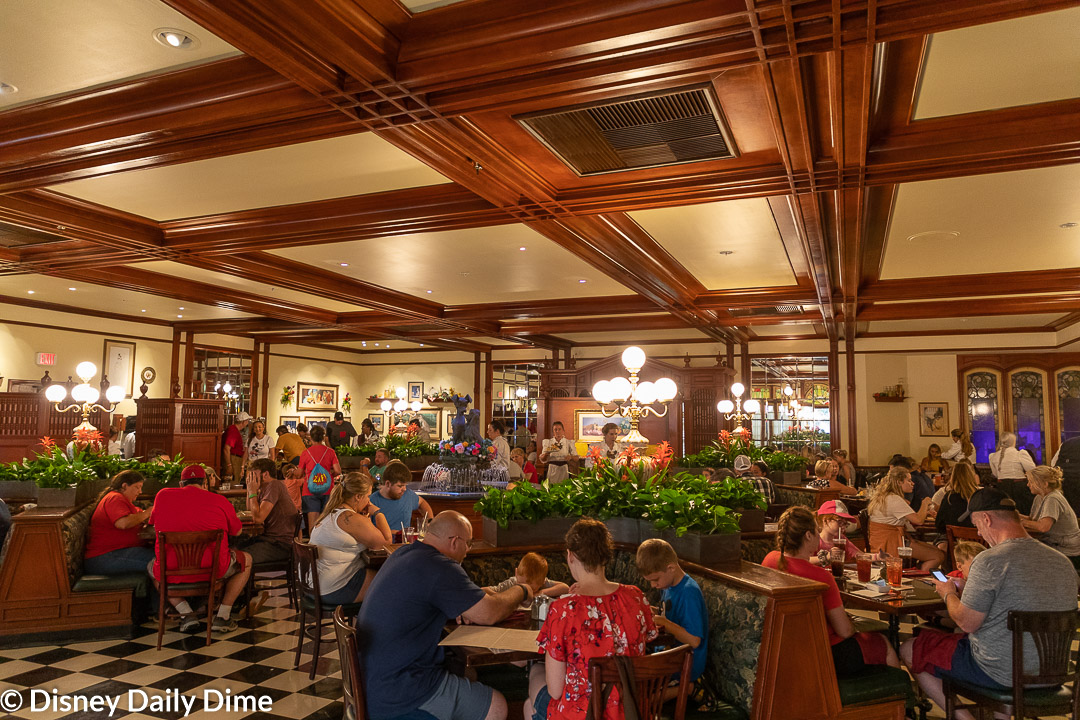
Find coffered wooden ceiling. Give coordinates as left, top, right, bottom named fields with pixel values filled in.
left=0, top=0, right=1079, bottom=356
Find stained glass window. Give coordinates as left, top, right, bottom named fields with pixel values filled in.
left=1057, top=370, right=1080, bottom=444
left=1010, top=371, right=1044, bottom=464
left=966, top=371, right=998, bottom=463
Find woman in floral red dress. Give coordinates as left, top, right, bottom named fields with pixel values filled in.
left=526, top=518, right=657, bottom=720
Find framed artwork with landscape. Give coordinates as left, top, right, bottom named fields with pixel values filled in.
left=576, top=410, right=632, bottom=442
left=279, top=416, right=299, bottom=433
left=296, top=382, right=338, bottom=411
left=367, top=413, right=384, bottom=432
left=102, top=339, right=136, bottom=398
left=417, top=409, right=440, bottom=439
left=304, top=415, right=330, bottom=430
left=918, top=402, right=949, bottom=437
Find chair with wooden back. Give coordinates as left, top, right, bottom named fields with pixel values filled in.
left=247, top=512, right=304, bottom=610
left=588, top=644, right=694, bottom=720
left=155, top=529, right=225, bottom=650
left=944, top=609, right=1079, bottom=719
left=857, top=509, right=871, bottom=552
left=332, top=606, right=365, bottom=720
left=945, top=525, right=987, bottom=570
left=293, top=538, right=364, bottom=679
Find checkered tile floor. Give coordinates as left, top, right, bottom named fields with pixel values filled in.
left=0, top=588, right=343, bottom=720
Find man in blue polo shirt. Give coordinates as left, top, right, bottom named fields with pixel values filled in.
left=356, top=511, right=533, bottom=720
left=368, top=460, right=432, bottom=533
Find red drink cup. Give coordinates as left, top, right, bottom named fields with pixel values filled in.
left=856, top=553, right=872, bottom=583
left=886, top=557, right=903, bottom=586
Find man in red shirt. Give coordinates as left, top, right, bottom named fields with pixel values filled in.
left=222, top=411, right=252, bottom=482
left=150, top=465, right=252, bottom=633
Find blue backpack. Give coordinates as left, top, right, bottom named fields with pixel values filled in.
left=306, top=447, right=333, bottom=495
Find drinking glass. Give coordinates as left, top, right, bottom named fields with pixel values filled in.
left=856, top=553, right=873, bottom=583
left=829, top=547, right=845, bottom=579
left=404, top=527, right=419, bottom=543
left=885, top=556, right=903, bottom=587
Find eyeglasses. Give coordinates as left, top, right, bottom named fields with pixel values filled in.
left=449, top=535, right=475, bottom=549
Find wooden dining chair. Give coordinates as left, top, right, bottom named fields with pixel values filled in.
left=155, top=529, right=225, bottom=650
left=332, top=606, right=365, bottom=720
left=588, top=644, right=694, bottom=720
left=246, top=512, right=304, bottom=610
left=944, top=609, right=1079, bottom=719
left=945, top=525, right=987, bottom=569
left=293, top=539, right=364, bottom=679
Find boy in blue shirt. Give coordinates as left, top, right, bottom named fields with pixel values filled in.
left=636, top=538, right=708, bottom=696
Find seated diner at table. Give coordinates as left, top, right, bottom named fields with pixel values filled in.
left=368, top=459, right=433, bottom=534
left=525, top=517, right=658, bottom=720
left=763, top=507, right=900, bottom=677
left=1021, top=465, right=1080, bottom=569
left=232, top=458, right=298, bottom=564
left=933, top=460, right=978, bottom=534
left=810, top=500, right=873, bottom=564
left=511, top=446, right=539, bottom=484
left=355, top=511, right=535, bottom=720
left=868, top=467, right=945, bottom=569
left=807, top=458, right=858, bottom=495
left=83, top=469, right=155, bottom=577
left=307, top=472, right=391, bottom=604
left=919, top=443, right=949, bottom=474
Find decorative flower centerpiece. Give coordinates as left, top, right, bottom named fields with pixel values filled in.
left=341, top=392, right=352, bottom=413
left=438, top=438, right=495, bottom=458
left=280, top=385, right=295, bottom=408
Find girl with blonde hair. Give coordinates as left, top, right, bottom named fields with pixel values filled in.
left=808, top=458, right=858, bottom=495
left=1023, top=465, right=1080, bottom=568
left=942, top=429, right=975, bottom=463
left=868, top=467, right=944, bottom=569
left=933, top=461, right=980, bottom=533
left=308, top=472, right=392, bottom=604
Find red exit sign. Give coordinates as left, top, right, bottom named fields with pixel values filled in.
left=36, top=352, right=56, bottom=366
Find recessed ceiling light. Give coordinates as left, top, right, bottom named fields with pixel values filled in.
left=177, top=314, right=183, bottom=318
left=578, top=279, right=587, bottom=283
left=0, top=82, right=17, bottom=95
left=906, top=230, right=960, bottom=242
left=718, top=250, right=734, bottom=256
left=67, top=287, right=76, bottom=291
left=152, top=28, right=200, bottom=50
left=385, top=344, right=390, bottom=348
left=519, top=247, right=527, bottom=251
left=420, top=343, right=424, bottom=347
left=375, top=343, right=380, bottom=347
left=27, top=290, right=34, bottom=294
left=1061, top=222, right=1078, bottom=229
left=339, top=263, right=349, bottom=267
left=141, top=309, right=146, bottom=313
left=426, top=290, right=433, bottom=294
left=178, top=306, right=185, bottom=310
left=362, top=342, right=367, bottom=347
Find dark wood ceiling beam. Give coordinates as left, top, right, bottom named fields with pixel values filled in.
left=173, top=318, right=311, bottom=334
left=864, top=269, right=1080, bottom=302
left=855, top=296, right=1080, bottom=322
left=443, top=295, right=659, bottom=322
left=0, top=57, right=360, bottom=193
left=694, top=286, right=819, bottom=310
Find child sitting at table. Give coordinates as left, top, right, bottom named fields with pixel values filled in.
left=636, top=538, right=708, bottom=695
left=486, top=552, right=569, bottom=608
left=946, top=541, right=986, bottom=589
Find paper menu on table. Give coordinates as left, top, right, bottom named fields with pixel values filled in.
left=440, top=626, right=540, bottom=653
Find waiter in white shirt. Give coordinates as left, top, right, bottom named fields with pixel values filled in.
left=540, top=421, right=578, bottom=483
left=989, top=431, right=1036, bottom=514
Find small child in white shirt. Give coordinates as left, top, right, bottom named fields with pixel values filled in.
left=486, top=552, right=569, bottom=609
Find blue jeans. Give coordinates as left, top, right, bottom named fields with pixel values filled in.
left=84, top=546, right=155, bottom=575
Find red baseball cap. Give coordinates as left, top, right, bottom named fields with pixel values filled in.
left=817, top=499, right=855, bottom=521
left=180, top=465, right=207, bottom=482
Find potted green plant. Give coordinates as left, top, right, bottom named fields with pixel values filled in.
left=476, top=481, right=576, bottom=546
left=764, top=450, right=807, bottom=485
left=645, top=482, right=744, bottom=570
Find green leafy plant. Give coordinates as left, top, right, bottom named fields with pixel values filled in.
left=0, top=442, right=187, bottom=489
left=763, top=450, right=807, bottom=472
left=336, top=435, right=439, bottom=458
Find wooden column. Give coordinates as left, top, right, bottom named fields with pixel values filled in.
left=845, top=324, right=858, bottom=464
left=829, top=336, right=840, bottom=452
left=740, top=342, right=750, bottom=384
left=250, top=339, right=261, bottom=417
left=473, top=352, right=481, bottom=406
left=726, top=339, right=735, bottom=372
left=483, top=351, right=494, bottom=429
left=169, top=329, right=181, bottom=398
left=261, top=344, right=271, bottom=420
left=183, top=331, right=195, bottom=398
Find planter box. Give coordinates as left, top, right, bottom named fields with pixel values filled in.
left=769, top=470, right=804, bottom=485
left=403, top=455, right=439, bottom=471
left=339, top=455, right=370, bottom=470
left=660, top=529, right=742, bottom=571
left=482, top=516, right=575, bottom=548
left=75, top=478, right=110, bottom=506
left=638, top=518, right=660, bottom=542
left=0, top=481, right=37, bottom=500
left=603, top=516, right=641, bottom=545
left=36, top=487, right=78, bottom=508
left=737, top=508, right=766, bottom=533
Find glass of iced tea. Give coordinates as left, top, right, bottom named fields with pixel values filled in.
left=885, top=556, right=903, bottom=587
left=830, top=547, right=845, bottom=578
left=856, top=553, right=873, bottom=583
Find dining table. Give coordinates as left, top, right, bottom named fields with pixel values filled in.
left=838, top=567, right=946, bottom=650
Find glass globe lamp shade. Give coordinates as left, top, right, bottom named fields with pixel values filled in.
left=591, top=380, right=612, bottom=404
left=105, top=385, right=125, bottom=404
left=730, top=382, right=745, bottom=398
left=45, top=384, right=67, bottom=403
left=608, top=377, right=632, bottom=402
left=71, top=383, right=93, bottom=403
left=380, top=400, right=392, bottom=411
left=783, top=385, right=794, bottom=397
left=515, top=387, right=528, bottom=398
left=621, top=346, right=646, bottom=372
left=717, top=399, right=735, bottom=414
left=410, top=401, right=422, bottom=412
left=633, top=381, right=657, bottom=405
left=222, top=381, right=232, bottom=393
left=75, top=361, right=97, bottom=381
left=744, top=399, right=761, bottom=414
left=85, top=387, right=100, bottom=404
left=394, top=399, right=407, bottom=412
left=395, top=386, right=407, bottom=399
left=654, top=377, right=677, bottom=402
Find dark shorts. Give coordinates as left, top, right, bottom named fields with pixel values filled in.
left=302, top=494, right=329, bottom=514
left=912, top=630, right=1007, bottom=690
left=232, top=536, right=290, bottom=564
left=416, top=671, right=493, bottom=720
left=831, top=632, right=890, bottom=678
left=531, top=685, right=552, bottom=720
left=321, top=569, right=367, bottom=605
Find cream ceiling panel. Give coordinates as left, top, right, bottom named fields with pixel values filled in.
left=136, top=261, right=362, bottom=313
left=556, top=328, right=711, bottom=343
left=400, top=0, right=471, bottom=11
left=751, top=323, right=819, bottom=337
left=866, top=314, right=1064, bottom=334
left=267, top=225, right=635, bottom=305
left=48, top=134, right=450, bottom=220
left=0, top=0, right=239, bottom=110
left=628, top=199, right=798, bottom=290
left=880, top=165, right=1080, bottom=279
left=915, top=8, right=1080, bottom=119
left=0, top=274, right=252, bottom=322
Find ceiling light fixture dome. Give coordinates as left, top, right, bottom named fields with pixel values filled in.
left=152, top=28, right=201, bottom=50
left=0, top=82, right=17, bottom=95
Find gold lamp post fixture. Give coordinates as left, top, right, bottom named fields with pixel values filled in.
left=591, top=346, right=678, bottom=444
left=45, top=361, right=125, bottom=434
left=717, top=382, right=760, bottom=435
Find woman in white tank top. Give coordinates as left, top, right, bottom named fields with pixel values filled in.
left=308, top=472, right=393, bottom=605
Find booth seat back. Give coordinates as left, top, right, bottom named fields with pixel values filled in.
left=773, top=485, right=816, bottom=509
left=61, top=502, right=96, bottom=585
left=463, top=549, right=764, bottom=719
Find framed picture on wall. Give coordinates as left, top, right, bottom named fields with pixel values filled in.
left=304, top=415, right=330, bottom=430
left=417, top=408, right=440, bottom=439
left=445, top=413, right=455, bottom=438
left=103, top=339, right=136, bottom=398
left=368, top=413, right=384, bottom=432
left=576, top=410, right=632, bottom=442
left=918, top=402, right=949, bottom=437
left=409, top=382, right=424, bottom=402
left=297, top=382, right=338, bottom=411
left=279, top=416, right=299, bottom=433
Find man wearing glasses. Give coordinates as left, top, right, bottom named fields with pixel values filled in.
left=356, top=511, right=537, bottom=720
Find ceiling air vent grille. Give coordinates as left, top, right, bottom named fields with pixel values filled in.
left=729, top=305, right=805, bottom=318
left=516, top=85, right=737, bottom=176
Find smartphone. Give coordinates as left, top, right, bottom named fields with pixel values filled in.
left=931, top=570, right=948, bottom=582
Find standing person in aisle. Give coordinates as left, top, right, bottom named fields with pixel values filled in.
left=989, top=432, right=1036, bottom=514
left=486, top=419, right=512, bottom=473
left=298, top=425, right=342, bottom=532
left=275, top=424, right=306, bottom=466
left=326, top=412, right=357, bottom=450
left=540, top=421, right=578, bottom=483
left=244, top=419, right=274, bottom=473
left=222, top=411, right=252, bottom=482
